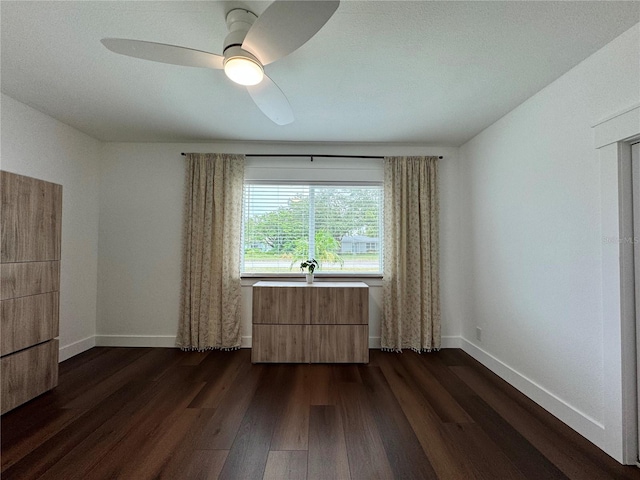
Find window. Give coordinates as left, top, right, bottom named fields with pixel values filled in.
left=242, top=183, right=383, bottom=274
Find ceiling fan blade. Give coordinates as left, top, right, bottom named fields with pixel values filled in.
left=101, top=38, right=224, bottom=69
left=242, top=1, right=339, bottom=65
left=246, top=74, right=294, bottom=125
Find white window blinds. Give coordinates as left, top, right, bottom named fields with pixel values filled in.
left=242, top=183, right=383, bottom=274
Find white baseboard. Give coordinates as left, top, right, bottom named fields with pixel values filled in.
left=95, top=335, right=177, bottom=348
left=90, top=335, right=462, bottom=351
left=368, top=335, right=461, bottom=349
left=458, top=336, right=606, bottom=451
left=59, top=335, right=96, bottom=362
left=441, top=336, right=462, bottom=348
left=95, top=335, right=252, bottom=349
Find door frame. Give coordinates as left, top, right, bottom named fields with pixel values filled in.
left=632, top=142, right=640, bottom=465
left=593, top=103, right=639, bottom=464
left=614, top=137, right=638, bottom=465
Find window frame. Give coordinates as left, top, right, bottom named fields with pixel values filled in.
left=240, top=180, right=384, bottom=278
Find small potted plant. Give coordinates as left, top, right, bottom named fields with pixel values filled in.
left=300, top=259, right=319, bottom=284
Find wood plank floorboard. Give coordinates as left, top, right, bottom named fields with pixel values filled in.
left=270, top=365, right=310, bottom=450
left=396, top=352, right=474, bottom=424
left=359, top=366, right=438, bottom=480
left=2, top=347, right=640, bottom=480
left=194, top=358, right=264, bottom=450
left=0, top=401, right=79, bottom=470
left=218, top=364, right=295, bottom=480
left=170, top=449, right=229, bottom=480
left=375, top=350, right=481, bottom=479
left=338, top=381, right=395, bottom=479
left=188, top=350, right=248, bottom=409
left=308, top=405, right=351, bottom=480
left=2, top=379, right=156, bottom=479
left=441, top=421, right=528, bottom=480
left=307, top=364, right=333, bottom=405
left=263, top=451, right=308, bottom=480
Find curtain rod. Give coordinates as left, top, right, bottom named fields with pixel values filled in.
left=180, top=153, right=443, bottom=159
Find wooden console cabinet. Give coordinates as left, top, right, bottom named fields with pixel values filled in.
left=251, top=281, right=369, bottom=363
left=1, top=171, right=61, bottom=414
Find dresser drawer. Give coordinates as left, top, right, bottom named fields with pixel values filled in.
left=252, top=286, right=311, bottom=324
left=310, top=325, right=368, bottom=363
left=252, top=325, right=309, bottom=363
left=0, top=261, right=60, bottom=300
left=0, top=170, right=62, bottom=263
left=311, top=286, right=369, bottom=325
left=1, top=339, right=59, bottom=414
left=1, top=292, right=59, bottom=356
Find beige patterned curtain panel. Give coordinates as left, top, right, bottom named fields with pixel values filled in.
left=382, top=156, right=441, bottom=352
left=177, top=153, right=245, bottom=351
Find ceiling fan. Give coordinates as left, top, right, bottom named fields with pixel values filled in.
left=101, top=1, right=339, bottom=126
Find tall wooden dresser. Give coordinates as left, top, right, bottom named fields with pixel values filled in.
left=1, top=171, right=61, bottom=414
left=252, top=281, right=369, bottom=363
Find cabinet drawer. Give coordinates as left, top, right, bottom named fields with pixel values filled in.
left=253, top=286, right=310, bottom=324
left=310, top=325, right=368, bottom=363
left=0, top=261, right=60, bottom=300
left=311, top=287, right=368, bottom=325
left=1, top=292, right=59, bottom=356
left=252, top=325, right=309, bottom=363
left=1, top=171, right=62, bottom=263
left=1, top=339, right=59, bottom=414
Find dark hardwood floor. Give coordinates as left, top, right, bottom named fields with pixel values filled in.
left=2, top=347, right=639, bottom=479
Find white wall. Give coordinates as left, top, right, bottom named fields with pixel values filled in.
left=1, top=94, right=101, bottom=360
left=97, top=142, right=461, bottom=347
left=458, top=23, right=639, bottom=460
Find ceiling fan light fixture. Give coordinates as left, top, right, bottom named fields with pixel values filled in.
left=224, top=56, right=264, bottom=86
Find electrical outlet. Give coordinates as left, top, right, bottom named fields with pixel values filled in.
left=476, top=327, right=482, bottom=341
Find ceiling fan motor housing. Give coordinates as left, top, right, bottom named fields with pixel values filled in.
left=222, top=8, right=263, bottom=85
left=223, top=8, right=257, bottom=57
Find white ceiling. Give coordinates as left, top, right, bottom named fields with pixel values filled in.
left=2, top=1, right=638, bottom=146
